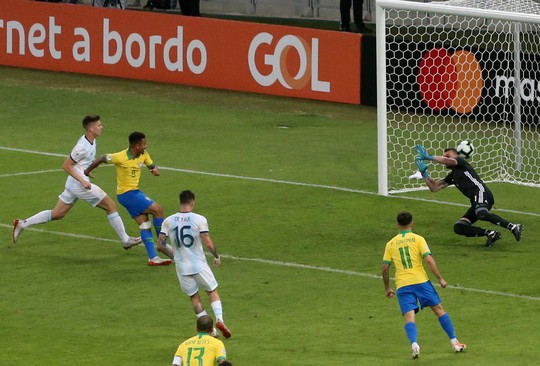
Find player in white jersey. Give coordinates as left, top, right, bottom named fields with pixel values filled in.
left=157, top=190, right=232, bottom=338
left=12, top=115, right=141, bottom=249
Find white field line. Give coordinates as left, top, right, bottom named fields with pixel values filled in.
left=0, top=169, right=63, bottom=178
left=1, top=223, right=539, bottom=302
left=1, top=145, right=539, bottom=217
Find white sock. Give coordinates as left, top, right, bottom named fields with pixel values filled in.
left=196, top=310, right=208, bottom=318
left=211, top=301, right=223, bottom=322
left=23, top=210, right=52, bottom=228
left=107, top=212, right=129, bottom=243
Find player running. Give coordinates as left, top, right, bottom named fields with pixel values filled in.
left=85, top=131, right=171, bottom=266
left=157, top=190, right=232, bottom=339
left=382, top=211, right=466, bottom=359
left=12, top=115, right=141, bottom=248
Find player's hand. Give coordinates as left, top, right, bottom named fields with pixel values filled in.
left=82, top=181, right=91, bottom=190
left=149, top=166, right=160, bottom=176
left=414, top=156, right=430, bottom=178
left=158, top=243, right=174, bottom=259
left=213, top=257, right=221, bottom=267
left=386, top=288, right=396, bottom=298
left=439, top=278, right=447, bottom=288
left=415, top=144, right=434, bottom=160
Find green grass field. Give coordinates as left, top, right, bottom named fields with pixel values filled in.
left=1, top=65, right=539, bottom=366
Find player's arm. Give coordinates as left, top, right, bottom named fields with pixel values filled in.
left=424, top=254, right=447, bottom=288
left=424, top=177, right=449, bottom=192
left=201, top=233, right=221, bottom=267
left=144, top=153, right=159, bottom=176
left=157, top=232, right=173, bottom=259
left=63, top=156, right=91, bottom=189
left=381, top=262, right=395, bottom=298
left=432, top=155, right=458, bottom=166
left=415, top=144, right=458, bottom=166
left=84, top=155, right=107, bottom=177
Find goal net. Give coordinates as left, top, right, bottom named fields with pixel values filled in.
left=376, top=0, right=540, bottom=195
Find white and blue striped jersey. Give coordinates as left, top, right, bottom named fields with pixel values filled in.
left=65, top=135, right=96, bottom=190
left=161, top=212, right=210, bottom=275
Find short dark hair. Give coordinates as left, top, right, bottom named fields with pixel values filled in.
left=444, top=147, right=458, bottom=154
left=180, top=190, right=196, bottom=204
left=219, top=361, right=233, bottom=366
left=129, top=131, right=146, bottom=146
left=397, top=211, right=413, bottom=226
left=82, top=115, right=100, bottom=129
left=196, top=315, right=214, bottom=333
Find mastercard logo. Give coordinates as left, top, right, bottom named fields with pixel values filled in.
left=417, top=48, right=483, bottom=114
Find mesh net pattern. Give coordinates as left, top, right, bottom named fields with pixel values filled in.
left=383, top=0, right=540, bottom=193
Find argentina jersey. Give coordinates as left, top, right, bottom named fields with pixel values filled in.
left=165, top=212, right=209, bottom=275
left=65, top=135, right=96, bottom=190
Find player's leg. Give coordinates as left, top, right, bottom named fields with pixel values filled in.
left=119, top=190, right=170, bottom=265
left=90, top=187, right=141, bottom=247
left=453, top=208, right=501, bottom=246
left=419, top=282, right=466, bottom=353
left=396, top=287, right=420, bottom=358
left=475, top=195, right=524, bottom=241
left=180, top=274, right=219, bottom=336
left=476, top=207, right=523, bottom=242
left=191, top=293, right=205, bottom=315
left=135, top=214, right=163, bottom=263
left=403, top=310, right=420, bottom=359
left=197, top=267, right=232, bottom=338
left=12, top=191, right=75, bottom=243
left=430, top=304, right=467, bottom=352
left=142, top=198, right=174, bottom=259
left=142, top=201, right=165, bottom=238
left=138, top=217, right=171, bottom=265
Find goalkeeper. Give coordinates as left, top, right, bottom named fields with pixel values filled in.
left=414, top=144, right=523, bottom=247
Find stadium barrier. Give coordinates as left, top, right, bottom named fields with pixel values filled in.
left=0, top=0, right=364, bottom=104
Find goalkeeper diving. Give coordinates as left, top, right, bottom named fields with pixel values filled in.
left=413, top=144, right=523, bottom=247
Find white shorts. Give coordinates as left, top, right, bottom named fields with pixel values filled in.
left=176, top=262, right=218, bottom=296
left=59, top=183, right=107, bottom=207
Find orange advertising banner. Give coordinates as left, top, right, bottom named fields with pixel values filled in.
left=0, top=0, right=361, bottom=104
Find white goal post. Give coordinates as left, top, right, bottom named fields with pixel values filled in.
left=376, top=0, right=540, bottom=195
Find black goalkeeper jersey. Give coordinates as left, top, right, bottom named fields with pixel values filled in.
left=443, top=157, right=493, bottom=201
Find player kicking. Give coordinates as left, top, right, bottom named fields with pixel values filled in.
left=415, top=144, right=523, bottom=247
left=12, top=115, right=141, bottom=248
left=85, top=131, right=171, bottom=266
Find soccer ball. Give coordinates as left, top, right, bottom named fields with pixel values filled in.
left=456, top=140, right=474, bottom=158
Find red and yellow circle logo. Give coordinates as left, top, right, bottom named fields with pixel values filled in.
left=418, top=48, right=483, bottom=114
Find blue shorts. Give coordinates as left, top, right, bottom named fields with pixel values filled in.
left=117, top=190, right=154, bottom=218
left=396, top=281, right=441, bottom=315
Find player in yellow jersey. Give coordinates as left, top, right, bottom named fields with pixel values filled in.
left=85, top=131, right=171, bottom=266
left=382, top=211, right=466, bottom=359
left=172, top=315, right=232, bottom=366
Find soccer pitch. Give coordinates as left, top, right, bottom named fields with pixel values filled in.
left=1, top=66, right=539, bottom=365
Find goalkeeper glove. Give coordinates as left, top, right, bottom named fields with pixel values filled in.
left=415, top=144, right=434, bottom=160
left=415, top=156, right=430, bottom=178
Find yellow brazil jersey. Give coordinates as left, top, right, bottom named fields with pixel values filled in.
left=382, top=230, right=431, bottom=289
left=106, top=149, right=154, bottom=195
left=175, top=333, right=227, bottom=365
